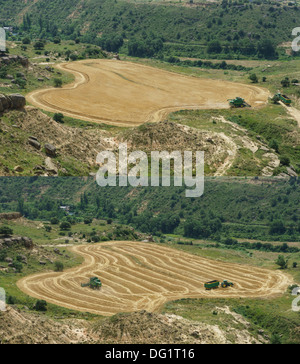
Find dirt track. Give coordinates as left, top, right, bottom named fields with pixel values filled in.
left=27, top=60, right=270, bottom=126
left=17, top=241, right=292, bottom=316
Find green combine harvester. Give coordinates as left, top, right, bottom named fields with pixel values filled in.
left=273, top=93, right=292, bottom=106
left=204, top=280, right=234, bottom=290
left=81, top=277, right=102, bottom=290
left=228, top=97, right=251, bottom=108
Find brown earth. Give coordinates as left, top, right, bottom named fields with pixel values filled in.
left=0, top=108, right=243, bottom=176
left=17, top=241, right=293, bottom=317
left=0, top=307, right=264, bottom=344
left=26, top=59, right=270, bottom=126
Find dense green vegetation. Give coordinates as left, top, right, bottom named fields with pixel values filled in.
left=1, top=0, right=300, bottom=60
left=0, top=177, right=299, bottom=242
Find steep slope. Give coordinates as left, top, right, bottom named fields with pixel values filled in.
left=0, top=307, right=264, bottom=344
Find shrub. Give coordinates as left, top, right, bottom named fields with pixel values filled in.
left=281, top=78, right=290, bottom=88
left=34, top=300, right=47, bottom=311
left=54, top=261, right=64, bottom=272
left=0, top=226, right=13, bottom=237
left=53, top=78, right=62, bottom=88
left=276, top=255, right=288, bottom=269
left=60, top=221, right=71, bottom=230
left=280, top=156, right=290, bottom=166
left=22, top=37, right=31, bottom=45
left=12, top=261, right=23, bottom=273
left=249, top=73, right=258, bottom=83
left=7, top=296, right=17, bottom=305
left=53, top=113, right=64, bottom=123
left=50, top=217, right=60, bottom=225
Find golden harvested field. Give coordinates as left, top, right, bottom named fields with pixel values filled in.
left=17, top=241, right=292, bottom=316
left=27, top=59, right=270, bottom=126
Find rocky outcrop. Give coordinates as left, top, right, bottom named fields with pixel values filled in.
left=0, top=54, right=29, bottom=68
left=0, top=94, right=26, bottom=112
left=44, top=143, right=57, bottom=157
left=0, top=236, right=33, bottom=250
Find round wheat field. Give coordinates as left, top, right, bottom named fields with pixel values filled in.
left=27, top=59, right=269, bottom=126
left=17, top=241, right=292, bottom=316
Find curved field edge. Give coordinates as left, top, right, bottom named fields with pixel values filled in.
left=16, top=241, right=293, bottom=316
left=25, top=60, right=270, bottom=127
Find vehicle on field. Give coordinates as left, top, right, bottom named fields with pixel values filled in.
left=221, top=280, right=234, bottom=288
left=228, top=97, right=251, bottom=108
left=81, top=277, right=102, bottom=290
left=204, top=280, right=220, bottom=290
left=204, top=279, right=234, bottom=290
left=272, top=93, right=292, bottom=106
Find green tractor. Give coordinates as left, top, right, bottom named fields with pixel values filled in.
left=81, top=277, right=102, bottom=290
left=272, top=93, right=291, bottom=106
left=221, top=280, right=234, bottom=288
left=228, top=97, right=251, bottom=108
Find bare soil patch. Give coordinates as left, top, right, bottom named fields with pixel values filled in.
left=27, top=60, right=270, bottom=127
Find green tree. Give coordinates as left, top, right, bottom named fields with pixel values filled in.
left=53, top=78, right=62, bottom=88
left=60, top=221, right=71, bottom=230
left=281, top=78, right=290, bottom=88
left=35, top=300, right=47, bottom=312
left=12, top=261, right=23, bottom=273
left=249, top=73, right=258, bottom=83
left=34, top=40, right=45, bottom=50
left=276, top=255, right=288, bottom=269
left=53, top=113, right=64, bottom=123
left=50, top=217, right=60, bottom=225
left=54, top=261, right=64, bottom=272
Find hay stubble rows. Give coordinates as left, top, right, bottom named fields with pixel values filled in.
left=17, top=242, right=292, bottom=316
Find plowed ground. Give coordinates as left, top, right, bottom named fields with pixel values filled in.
left=27, top=60, right=269, bottom=126
left=17, top=242, right=292, bottom=316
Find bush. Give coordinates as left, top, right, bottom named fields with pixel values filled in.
left=269, top=139, right=279, bottom=153
left=281, top=78, right=290, bottom=88
left=50, top=217, right=60, bottom=225
left=276, top=255, right=288, bottom=269
left=60, top=221, right=71, bottom=230
left=53, top=78, right=62, bottom=88
left=34, top=300, right=47, bottom=311
left=249, top=73, right=258, bottom=83
left=53, top=113, right=64, bottom=123
left=22, top=37, right=31, bottom=45
left=7, top=296, right=17, bottom=305
left=92, top=236, right=100, bottom=243
left=12, top=261, right=23, bottom=273
left=84, top=218, right=93, bottom=225
left=34, top=41, right=45, bottom=50
left=0, top=250, right=7, bottom=261
left=0, top=226, right=13, bottom=237
left=280, top=156, right=290, bottom=166
left=54, top=261, right=64, bottom=272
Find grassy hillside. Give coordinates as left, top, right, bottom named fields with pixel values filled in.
left=1, top=0, right=300, bottom=59
left=0, top=177, right=299, bottom=242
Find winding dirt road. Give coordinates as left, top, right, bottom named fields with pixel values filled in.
left=27, top=60, right=270, bottom=127
left=17, top=241, right=292, bottom=316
